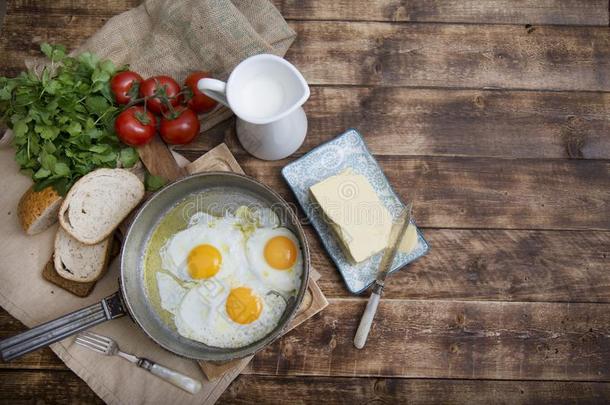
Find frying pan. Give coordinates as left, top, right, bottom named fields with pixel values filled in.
left=0, top=172, right=310, bottom=362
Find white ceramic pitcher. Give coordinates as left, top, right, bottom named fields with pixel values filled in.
left=198, top=54, right=310, bottom=160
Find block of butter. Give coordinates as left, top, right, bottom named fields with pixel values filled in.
left=309, top=168, right=393, bottom=263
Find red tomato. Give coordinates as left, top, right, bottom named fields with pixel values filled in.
left=184, top=71, right=218, bottom=114
left=139, top=75, right=182, bottom=114
left=114, top=106, right=157, bottom=146
left=110, top=71, right=143, bottom=105
left=159, top=108, right=200, bottom=145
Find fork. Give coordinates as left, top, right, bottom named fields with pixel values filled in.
left=75, top=332, right=202, bottom=394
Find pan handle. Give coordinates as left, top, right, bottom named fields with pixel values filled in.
left=0, top=292, right=126, bottom=362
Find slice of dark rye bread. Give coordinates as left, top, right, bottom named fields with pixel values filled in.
left=59, top=168, right=145, bottom=245
left=42, top=260, right=97, bottom=298
left=43, top=236, right=121, bottom=297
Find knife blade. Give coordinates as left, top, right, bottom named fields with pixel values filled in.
left=374, top=203, right=412, bottom=289
left=353, top=202, right=412, bottom=349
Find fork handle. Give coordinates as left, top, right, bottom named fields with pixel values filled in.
left=138, top=358, right=202, bottom=394
left=0, top=292, right=125, bottom=361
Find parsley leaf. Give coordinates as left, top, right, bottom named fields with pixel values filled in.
left=119, top=147, right=139, bottom=168
left=0, top=44, right=136, bottom=195
left=145, top=173, right=168, bottom=191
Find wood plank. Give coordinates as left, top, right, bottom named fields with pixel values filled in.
left=0, top=14, right=105, bottom=77
left=7, top=0, right=137, bottom=16
left=177, top=87, right=610, bottom=159
left=178, top=155, right=610, bottom=231
left=306, top=228, right=610, bottom=302
left=2, top=20, right=610, bottom=92
left=221, top=375, right=610, bottom=404
left=246, top=298, right=610, bottom=381
left=7, top=0, right=609, bottom=26
left=2, top=370, right=609, bottom=404
left=0, top=0, right=6, bottom=32
left=0, top=370, right=103, bottom=404
left=285, top=22, right=610, bottom=91
left=0, top=15, right=117, bottom=75
left=274, top=0, right=609, bottom=26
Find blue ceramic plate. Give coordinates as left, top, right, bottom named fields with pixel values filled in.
left=281, top=129, right=429, bottom=294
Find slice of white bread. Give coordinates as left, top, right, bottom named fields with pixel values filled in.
left=54, top=226, right=111, bottom=282
left=59, top=168, right=145, bottom=245
left=18, top=186, right=63, bottom=235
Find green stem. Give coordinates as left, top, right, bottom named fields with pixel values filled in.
left=92, top=109, right=111, bottom=126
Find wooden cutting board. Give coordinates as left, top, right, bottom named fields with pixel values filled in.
left=137, top=140, right=329, bottom=381
left=136, top=105, right=233, bottom=182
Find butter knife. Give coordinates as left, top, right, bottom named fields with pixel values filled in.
left=353, top=203, right=412, bottom=349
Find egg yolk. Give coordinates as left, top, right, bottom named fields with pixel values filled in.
left=264, top=236, right=297, bottom=270
left=226, top=287, right=262, bottom=324
left=187, top=244, right=222, bottom=279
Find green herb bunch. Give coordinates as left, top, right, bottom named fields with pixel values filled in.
left=0, top=44, right=138, bottom=195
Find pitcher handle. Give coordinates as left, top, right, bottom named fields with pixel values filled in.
left=197, top=78, right=228, bottom=106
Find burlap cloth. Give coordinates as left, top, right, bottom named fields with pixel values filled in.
left=0, top=1, right=296, bottom=403
left=76, top=0, right=296, bottom=81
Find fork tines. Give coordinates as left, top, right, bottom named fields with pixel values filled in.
left=75, top=331, right=113, bottom=354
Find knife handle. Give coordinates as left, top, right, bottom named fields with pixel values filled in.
left=354, top=289, right=381, bottom=349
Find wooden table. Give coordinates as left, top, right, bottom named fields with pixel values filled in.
left=2, top=1, right=610, bottom=403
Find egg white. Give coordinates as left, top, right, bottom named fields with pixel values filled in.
left=160, top=216, right=247, bottom=282
left=187, top=211, right=217, bottom=228
left=252, top=207, right=280, bottom=228
left=156, top=272, right=187, bottom=313
left=246, top=227, right=303, bottom=293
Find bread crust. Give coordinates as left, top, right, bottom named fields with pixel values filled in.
left=17, top=186, right=63, bottom=235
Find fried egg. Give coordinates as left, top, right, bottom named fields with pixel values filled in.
left=246, top=227, right=303, bottom=292
left=160, top=216, right=247, bottom=282
left=172, top=279, right=286, bottom=348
